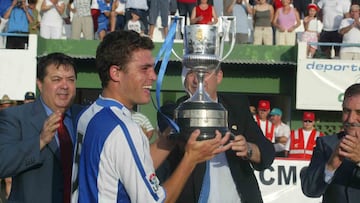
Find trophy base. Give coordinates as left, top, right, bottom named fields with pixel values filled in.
left=173, top=101, right=229, bottom=141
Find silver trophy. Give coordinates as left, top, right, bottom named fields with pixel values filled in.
left=173, top=16, right=236, bottom=141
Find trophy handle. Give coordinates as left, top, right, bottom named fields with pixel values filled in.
left=169, top=15, right=186, bottom=61
left=219, top=16, right=236, bottom=62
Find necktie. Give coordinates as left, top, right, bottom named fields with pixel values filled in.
left=198, top=161, right=211, bottom=203
left=58, top=114, right=73, bottom=203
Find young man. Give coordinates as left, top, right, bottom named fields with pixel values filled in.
left=164, top=68, right=275, bottom=202
left=301, top=83, right=360, bottom=202
left=72, top=30, right=231, bottom=202
left=0, top=53, right=82, bottom=203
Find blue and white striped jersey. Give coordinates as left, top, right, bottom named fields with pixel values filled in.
left=73, top=96, right=166, bottom=203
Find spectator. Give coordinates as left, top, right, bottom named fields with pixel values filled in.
left=272, top=0, right=301, bottom=45
left=90, top=0, right=100, bottom=35
left=28, top=0, right=39, bottom=34
left=72, top=30, right=231, bottom=202
left=226, top=0, right=253, bottom=44
left=301, top=83, right=360, bottom=203
left=0, top=0, right=11, bottom=48
left=213, top=0, right=224, bottom=16
left=301, top=3, right=321, bottom=58
left=62, top=0, right=71, bottom=38
left=131, top=110, right=155, bottom=140
left=69, top=0, right=94, bottom=40
left=0, top=53, right=82, bottom=202
left=0, top=94, right=16, bottom=110
left=190, top=0, right=218, bottom=25
left=3, top=0, right=33, bottom=49
left=124, top=10, right=145, bottom=35
left=252, top=0, right=274, bottom=45
left=286, top=111, right=324, bottom=159
left=24, top=91, right=36, bottom=103
left=40, top=0, right=65, bottom=39
left=177, top=0, right=197, bottom=25
left=125, top=0, right=149, bottom=35
left=110, top=0, right=125, bottom=31
left=317, top=0, right=351, bottom=58
left=293, top=0, right=311, bottom=19
left=169, top=0, right=177, bottom=15
left=339, top=4, right=360, bottom=60
left=163, top=67, right=275, bottom=202
left=273, top=0, right=283, bottom=11
left=148, top=0, right=169, bottom=39
left=269, top=107, right=290, bottom=157
left=97, top=0, right=111, bottom=41
left=249, top=105, right=256, bottom=115
left=254, top=99, right=275, bottom=142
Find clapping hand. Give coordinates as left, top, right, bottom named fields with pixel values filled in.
left=339, top=131, right=360, bottom=163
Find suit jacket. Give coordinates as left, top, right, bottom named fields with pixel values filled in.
left=301, top=132, right=360, bottom=203
left=0, top=98, right=82, bottom=203
left=168, top=94, right=275, bottom=203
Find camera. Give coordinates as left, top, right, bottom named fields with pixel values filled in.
left=16, top=0, right=23, bottom=7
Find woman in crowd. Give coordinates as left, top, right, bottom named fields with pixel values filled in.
left=190, top=0, right=218, bottom=25
left=252, top=0, right=274, bottom=45
left=272, top=0, right=300, bottom=45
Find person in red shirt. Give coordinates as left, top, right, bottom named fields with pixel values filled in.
left=273, top=0, right=283, bottom=11
left=190, top=0, right=218, bottom=24
left=286, top=111, right=324, bottom=159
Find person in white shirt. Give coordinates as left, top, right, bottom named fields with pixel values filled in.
left=40, top=0, right=65, bottom=39
left=124, top=10, right=145, bottom=35
left=317, top=0, right=351, bottom=58
left=269, top=108, right=290, bottom=157
left=339, top=4, right=360, bottom=60
left=254, top=99, right=275, bottom=142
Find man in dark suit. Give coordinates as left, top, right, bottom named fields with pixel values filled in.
left=164, top=68, right=275, bottom=202
left=301, top=83, right=360, bottom=203
left=0, top=53, right=82, bottom=203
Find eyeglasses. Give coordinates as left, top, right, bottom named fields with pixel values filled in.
left=303, top=120, right=313, bottom=123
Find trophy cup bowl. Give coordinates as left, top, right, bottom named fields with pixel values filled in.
left=173, top=19, right=236, bottom=141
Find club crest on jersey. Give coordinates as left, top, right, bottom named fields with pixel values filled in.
left=149, top=173, right=160, bottom=192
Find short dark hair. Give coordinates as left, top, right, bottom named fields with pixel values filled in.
left=37, top=52, right=77, bottom=82
left=344, top=83, right=360, bottom=101
left=96, top=30, right=154, bottom=88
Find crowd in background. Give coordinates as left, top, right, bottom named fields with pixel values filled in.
left=0, top=0, right=360, bottom=58
left=0, top=30, right=360, bottom=201
left=251, top=99, right=324, bottom=159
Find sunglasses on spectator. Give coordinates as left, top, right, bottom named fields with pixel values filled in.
left=303, top=120, right=313, bottom=123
